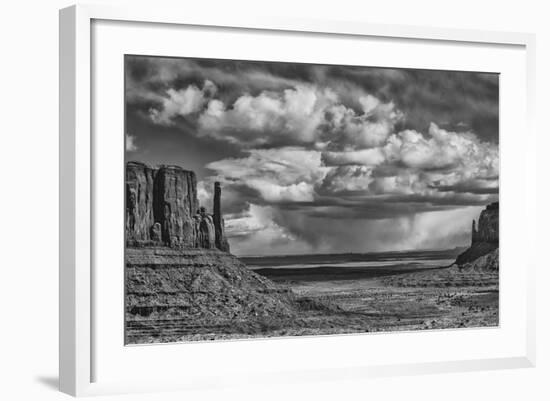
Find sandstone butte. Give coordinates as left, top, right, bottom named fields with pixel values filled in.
left=126, top=161, right=229, bottom=251
left=125, top=161, right=320, bottom=343
left=454, top=201, right=499, bottom=271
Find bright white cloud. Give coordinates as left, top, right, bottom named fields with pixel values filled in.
left=225, top=204, right=288, bottom=237
left=320, top=123, right=498, bottom=195
left=125, top=133, right=138, bottom=152
left=321, top=165, right=374, bottom=193
left=324, top=96, right=403, bottom=149
left=205, top=122, right=498, bottom=206
left=207, top=147, right=329, bottom=203
left=199, top=85, right=334, bottom=146
left=149, top=80, right=217, bottom=125
left=196, top=181, right=210, bottom=209
left=383, top=123, right=498, bottom=186
left=224, top=204, right=313, bottom=256
left=149, top=81, right=401, bottom=150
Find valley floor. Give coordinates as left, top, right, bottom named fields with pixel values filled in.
left=126, top=266, right=498, bottom=343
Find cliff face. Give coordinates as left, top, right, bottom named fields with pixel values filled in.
left=126, top=162, right=156, bottom=243
left=472, top=202, right=499, bottom=245
left=153, top=165, right=198, bottom=247
left=455, top=202, right=499, bottom=267
left=126, top=162, right=229, bottom=252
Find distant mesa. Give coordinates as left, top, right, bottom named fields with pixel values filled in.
left=455, top=201, right=499, bottom=269
left=125, top=161, right=230, bottom=252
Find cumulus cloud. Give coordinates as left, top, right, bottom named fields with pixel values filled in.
left=319, top=123, right=498, bottom=197
left=198, top=84, right=403, bottom=149
left=198, top=85, right=335, bottom=146
left=224, top=204, right=313, bottom=256
left=197, top=122, right=498, bottom=252
left=226, top=204, right=291, bottom=238
left=127, top=56, right=499, bottom=141
left=385, top=123, right=498, bottom=172
left=206, top=147, right=329, bottom=203
left=323, top=95, right=403, bottom=149
left=142, top=77, right=402, bottom=150
left=149, top=80, right=217, bottom=125
left=125, top=133, right=138, bottom=151
left=204, top=123, right=498, bottom=209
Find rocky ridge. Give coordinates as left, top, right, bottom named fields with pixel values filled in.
left=126, top=247, right=295, bottom=320
left=125, top=247, right=337, bottom=343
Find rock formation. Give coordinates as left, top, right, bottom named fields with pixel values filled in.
left=125, top=162, right=336, bottom=344
left=126, top=162, right=155, bottom=243
left=471, top=201, right=499, bottom=245
left=125, top=247, right=334, bottom=344
left=213, top=182, right=230, bottom=252
left=456, top=248, right=499, bottom=272
left=126, top=162, right=229, bottom=252
left=153, top=165, right=198, bottom=247
left=455, top=202, right=499, bottom=267
left=194, top=206, right=216, bottom=249
left=125, top=247, right=296, bottom=323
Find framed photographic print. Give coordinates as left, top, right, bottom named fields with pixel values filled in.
left=59, top=4, right=536, bottom=397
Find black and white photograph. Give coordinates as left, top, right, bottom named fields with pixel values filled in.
left=3, top=0, right=549, bottom=399
left=124, top=55, right=499, bottom=344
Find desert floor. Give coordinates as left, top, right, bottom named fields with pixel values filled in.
left=127, top=266, right=498, bottom=343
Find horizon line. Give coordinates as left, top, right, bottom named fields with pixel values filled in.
left=235, top=245, right=468, bottom=259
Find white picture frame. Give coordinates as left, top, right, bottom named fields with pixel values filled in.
left=59, top=4, right=536, bottom=397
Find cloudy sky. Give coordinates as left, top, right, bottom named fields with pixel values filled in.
left=125, top=55, right=499, bottom=256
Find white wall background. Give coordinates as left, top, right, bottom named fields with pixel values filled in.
left=0, top=0, right=547, bottom=399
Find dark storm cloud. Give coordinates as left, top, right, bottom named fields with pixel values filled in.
left=324, top=66, right=499, bottom=142
left=126, top=56, right=303, bottom=112
left=431, top=182, right=500, bottom=195
left=127, top=56, right=498, bottom=144
left=126, top=55, right=499, bottom=254
left=270, top=191, right=497, bottom=219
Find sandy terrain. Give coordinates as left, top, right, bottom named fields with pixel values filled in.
left=127, top=264, right=498, bottom=343
left=285, top=267, right=498, bottom=333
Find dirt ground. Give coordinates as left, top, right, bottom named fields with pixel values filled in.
left=127, top=266, right=498, bottom=343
